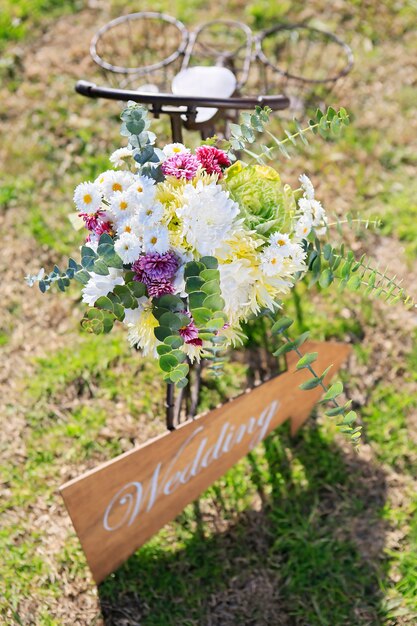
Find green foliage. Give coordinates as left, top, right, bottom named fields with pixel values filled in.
left=25, top=233, right=125, bottom=294
left=82, top=280, right=147, bottom=336
left=271, top=315, right=359, bottom=446
left=150, top=256, right=228, bottom=387
left=184, top=256, right=228, bottom=378
left=327, top=213, right=382, bottom=236
left=247, top=107, right=351, bottom=163
left=307, top=239, right=414, bottom=307
left=81, top=308, right=115, bottom=335
left=151, top=294, right=188, bottom=387
left=310, top=107, right=350, bottom=140
left=223, top=106, right=272, bottom=159
left=120, top=104, right=164, bottom=180
left=0, top=0, right=79, bottom=53
left=25, top=258, right=82, bottom=293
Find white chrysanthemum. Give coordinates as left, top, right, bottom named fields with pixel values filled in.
left=143, top=224, right=170, bottom=254
left=310, top=199, right=326, bottom=227
left=123, top=297, right=159, bottom=356
left=260, top=241, right=306, bottom=277
left=298, top=196, right=326, bottom=228
left=109, top=191, right=137, bottom=219
left=294, top=215, right=313, bottom=240
left=268, top=232, right=292, bottom=256
left=177, top=181, right=239, bottom=256
left=73, top=182, right=102, bottom=212
left=114, top=232, right=142, bottom=264
left=114, top=214, right=142, bottom=237
left=299, top=174, right=315, bottom=201
left=109, top=147, right=133, bottom=167
left=102, top=171, right=135, bottom=200
left=259, top=248, right=285, bottom=276
left=126, top=176, right=156, bottom=209
left=289, top=242, right=307, bottom=267
left=219, top=260, right=256, bottom=323
left=138, top=202, right=164, bottom=228
left=82, top=269, right=124, bottom=306
left=162, top=143, right=190, bottom=158
left=95, top=170, right=113, bottom=191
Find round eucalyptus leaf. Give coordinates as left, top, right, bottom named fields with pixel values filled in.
left=159, top=353, right=179, bottom=372
left=154, top=326, right=173, bottom=342
left=200, top=256, right=218, bottom=269
left=203, top=294, right=225, bottom=312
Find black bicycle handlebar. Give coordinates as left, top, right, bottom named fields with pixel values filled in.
left=75, top=80, right=290, bottom=111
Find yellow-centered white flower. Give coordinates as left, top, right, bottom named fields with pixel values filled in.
left=126, top=176, right=156, bottom=209
left=109, top=147, right=133, bottom=167
left=109, top=191, right=137, bottom=219
left=114, top=232, right=142, bottom=264
left=143, top=224, right=170, bottom=254
left=102, top=171, right=135, bottom=200
left=162, top=143, right=190, bottom=158
left=73, top=182, right=102, bottom=212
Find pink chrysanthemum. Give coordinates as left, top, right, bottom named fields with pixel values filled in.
left=94, top=220, right=113, bottom=236
left=132, top=252, right=178, bottom=282
left=79, top=209, right=107, bottom=232
left=179, top=311, right=201, bottom=345
left=161, top=153, right=199, bottom=180
left=195, top=145, right=231, bottom=178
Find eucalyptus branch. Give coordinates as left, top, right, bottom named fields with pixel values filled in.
left=326, top=217, right=382, bottom=230
left=309, top=241, right=414, bottom=308
left=270, top=316, right=361, bottom=447
left=247, top=107, right=350, bottom=163
left=282, top=333, right=338, bottom=407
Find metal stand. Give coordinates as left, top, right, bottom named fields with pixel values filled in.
left=165, top=361, right=203, bottom=430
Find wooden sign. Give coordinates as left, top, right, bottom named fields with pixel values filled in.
left=60, top=341, right=350, bottom=583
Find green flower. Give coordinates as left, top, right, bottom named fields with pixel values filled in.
left=224, top=161, right=296, bottom=237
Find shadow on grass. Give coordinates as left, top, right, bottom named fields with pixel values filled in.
left=98, top=424, right=388, bottom=626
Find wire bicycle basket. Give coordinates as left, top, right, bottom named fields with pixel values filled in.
left=78, top=12, right=353, bottom=142
left=90, top=12, right=189, bottom=91
left=255, top=24, right=354, bottom=116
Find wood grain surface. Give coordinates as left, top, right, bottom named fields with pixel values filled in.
left=60, top=341, right=351, bottom=583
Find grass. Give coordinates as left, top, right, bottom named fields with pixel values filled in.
left=2, top=0, right=417, bottom=624
left=0, top=0, right=81, bottom=53
left=95, top=425, right=386, bottom=625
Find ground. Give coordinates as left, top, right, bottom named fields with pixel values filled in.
left=1, top=1, right=417, bottom=625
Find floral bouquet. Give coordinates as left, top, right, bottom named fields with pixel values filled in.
left=27, top=104, right=413, bottom=445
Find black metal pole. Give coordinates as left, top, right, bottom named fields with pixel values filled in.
left=169, top=114, right=183, bottom=143
left=165, top=383, right=176, bottom=431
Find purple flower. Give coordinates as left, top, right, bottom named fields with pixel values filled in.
left=161, top=153, right=200, bottom=180
left=146, top=278, right=175, bottom=298
left=132, top=252, right=178, bottom=282
left=132, top=251, right=179, bottom=299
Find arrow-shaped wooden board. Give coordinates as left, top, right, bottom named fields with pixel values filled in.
left=60, top=341, right=351, bottom=583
